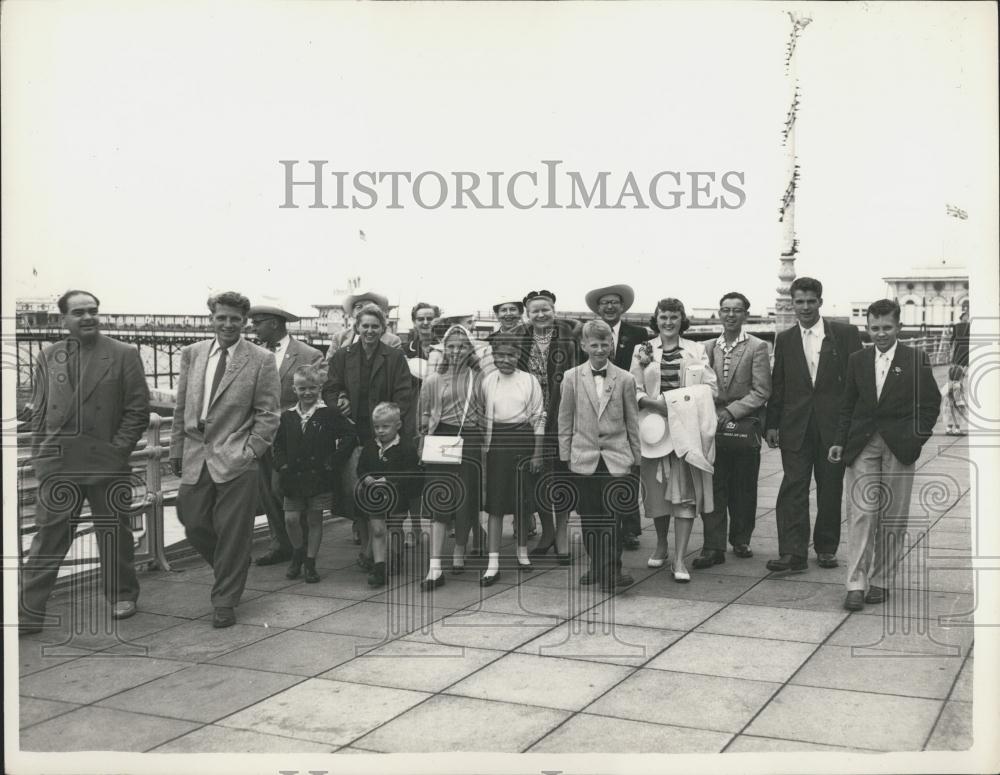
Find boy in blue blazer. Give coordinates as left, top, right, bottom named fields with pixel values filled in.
left=829, top=299, right=941, bottom=611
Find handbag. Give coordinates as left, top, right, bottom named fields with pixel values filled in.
left=715, top=415, right=763, bottom=451
left=420, top=376, right=474, bottom=464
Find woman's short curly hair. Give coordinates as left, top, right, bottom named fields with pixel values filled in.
left=649, top=297, right=691, bottom=333
left=354, top=303, right=386, bottom=332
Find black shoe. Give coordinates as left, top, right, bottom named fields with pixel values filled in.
left=601, top=572, right=634, bottom=593
left=692, top=549, right=726, bottom=569
left=622, top=534, right=641, bottom=551
left=303, top=558, right=320, bottom=584
left=843, top=590, right=865, bottom=611
left=817, top=553, right=839, bottom=569
left=286, top=549, right=304, bottom=580
left=212, top=607, right=236, bottom=628
left=864, top=586, right=887, bottom=604
left=766, top=554, right=807, bottom=573
left=579, top=570, right=596, bottom=586
left=733, top=544, right=753, bottom=558
left=420, top=575, right=445, bottom=591
left=367, top=562, right=386, bottom=588
left=556, top=553, right=571, bottom=566
left=256, top=549, right=291, bottom=567
left=480, top=571, right=501, bottom=587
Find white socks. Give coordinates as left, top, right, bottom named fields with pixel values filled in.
left=426, top=558, right=442, bottom=581
left=517, top=546, right=530, bottom=566
left=485, top=552, right=500, bottom=576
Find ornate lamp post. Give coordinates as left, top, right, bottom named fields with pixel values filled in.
left=775, top=11, right=811, bottom=330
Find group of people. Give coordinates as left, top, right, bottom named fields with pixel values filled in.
left=19, top=275, right=944, bottom=633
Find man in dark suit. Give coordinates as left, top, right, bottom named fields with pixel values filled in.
left=170, top=291, right=280, bottom=628
left=829, top=299, right=940, bottom=610
left=765, top=276, right=863, bottom=572
left=584, top=284, right=651, bottom=551
left=248, top=304, right=325, bottom=566
left=20, top=289, right=150, bottom=634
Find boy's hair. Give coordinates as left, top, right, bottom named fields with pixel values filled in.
left=719, top=291, right=751, bottom=314
left=354, top=303, right=386, bottom=332
left=866, top=298, right=901, bottom=322
left=948, top=364, right=965, bottom=382
left=372, top=401, right=401, bottom=424
left=207, top=291, right=251, bottom=315
left=292, top=364, right=322, bottom=384
left=581, top=319, right=613, bottom=341
left=411, top=302, right=441, bottom=321
left=790, top=276, right=823, bottom=298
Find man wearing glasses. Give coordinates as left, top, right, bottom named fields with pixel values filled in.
left=248, top=304, right=325, bottom=566
left=582, top=284, right=652, bottom=552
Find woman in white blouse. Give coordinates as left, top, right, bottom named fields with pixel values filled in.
left=631, top=298, right=718, bottom=582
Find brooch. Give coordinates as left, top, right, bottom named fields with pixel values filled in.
left=892, top=366, right=902, bottom=375
left=637, top=342, right=654, bottom=367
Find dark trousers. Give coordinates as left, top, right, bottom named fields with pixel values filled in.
left=20, top=475, right=139, bottom=621
left=620, top=468, right=642, bottom=539
left=177, top=463, right=258, bottom=608
left=702, top=446, right=761, bottom=550
left=775, top=414, right=845, bottom=558
left=577, top=459, right=625, bottom=585
left=258, top=449, right=290, bottom=554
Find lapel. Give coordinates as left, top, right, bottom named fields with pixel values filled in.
left=863, top=346, right=879, bottom=405
left=189, top=340, right=210, bottom=419
left=279, top=339, right=297, bottom=383
left=599, top=369, right=617, bottom=417
left=346, top=344, right=362, bottom=397
left=787, top=324, right=812, bottom=389
left=644, top=339, right=664, bottom=397
left=814, top=320, right=839, bottom=387
left=579, top=366, right=600, bottom=414
left=369, top=345, right=386, bottom=384
left=209, top=338, right=250, bottom=410
left=876, top=345, right=904, bottom=407
left=724, top=338, right=748, bottom=389
left=79, top=336, right=113, bottom=404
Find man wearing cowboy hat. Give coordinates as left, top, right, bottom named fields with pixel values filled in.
left=325, top=291, right=402, bottom=362
left=584, top=283, right=653, bottom=552
left=249, top=303, right=326, bottom=566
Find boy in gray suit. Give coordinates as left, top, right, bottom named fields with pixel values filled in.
left=558, top=320, right=641, bottom=592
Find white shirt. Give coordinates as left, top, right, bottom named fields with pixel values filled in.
left=269, top=334, right=290, bottom=369
left=799, top=317, right=825, bottom=383
left=874, top=341, right=897, bottom=400
left=201, top=338, right=234, bottom=421
left=610, top=320, right=621, bottom=353
left=591, top=362, right=608, bottom=396
left=376, top=434, right=400, bottom=460
left=293, top=399, right=325, bottom=430
left=491, top=372, right=535, bottom=423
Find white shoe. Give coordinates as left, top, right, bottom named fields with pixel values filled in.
left=672, top=567, right=691, bottom=583
left=647, top=557, right=665, bottom=568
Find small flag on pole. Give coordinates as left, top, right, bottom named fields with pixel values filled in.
left=946, top=203, right=969, bottom=220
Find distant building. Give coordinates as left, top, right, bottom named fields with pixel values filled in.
left=882, top=264, right=969, bottom=327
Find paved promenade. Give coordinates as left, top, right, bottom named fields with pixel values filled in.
left=17, top=408, right=975, bottom=756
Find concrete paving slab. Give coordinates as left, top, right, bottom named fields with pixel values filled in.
left=321, top=641, right=505, bottom=693
left=691, top=557, right=774, bottom=579
left=791, top=644, right=963, bottom=700
left=695, top=603, right=847, bottom=643
left=29, top=611, right=193, bottom=652
left=529, top=713, right=732, bottom=753
left=20, top=706, right=199, bottom=752
left=522, top=565, right=657, bottom=590
left=297, top=600, right=454, bottom=640
left=854, top=589, right=975, bottom=621
left=98, top=662, right=303, bottom=722
left=478, top=583, right=607, bottom=621
left=367, top=577, right=511, bottom=610
left=951, top=658, right=973, bottom=702
left=448, top=652, right=632, bottom=711
left=122, top=620, right=280, bottom=662
left=647, top=632, right=816, bottom=683
left=211, top=628, right=380, bottom=676
left=575, top=595, right=724, bottom=631
left=354, top=694, right=569, bottom=752
left=826, top=612, right=973, bottom=656
left=17, top=697, right=80, bottom=729
left=287, top=568, right=394, bottom=600
left=218, top=677, right=429, bottom=747
left=223, top=591, right=358, bottom=628
left=587, top=668, right=779, bottom=733
left=126, top=578, right=263, bottom=619
left=745, top=684, right=942, bottom=750
left=925, top=701, right=972, bottom=750
left=517, top=621, right=684, bottom=666
left=17, top=643, right=91, bottom=677
left=725, top=734, right=874, bottom=753
left=631, top=572, right=761, bottom=603
left=151, top=724, right=335, bottom=753
left=20, top=654, right=189, bottom=704
left=405, top=610, right=559, bottom=651
left=737, top=579, right=850, bottom=611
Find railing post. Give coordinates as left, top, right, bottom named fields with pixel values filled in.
left=144, top=412, right=172, bottom=571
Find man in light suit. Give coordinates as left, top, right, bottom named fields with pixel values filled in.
left=20, top=289, right=150, bottom=634
left=559, top=320, right=641, bottom=592
left=248, top=304, right=325, bottom=566
left=583, top=283, right=652, bottom=551
left=170, top=291, right=280, bottom=628
left=829, top=299, right=940, bottom=610
left=765, top=277, right=864, bottom=573
left=695, top=291, right=772, bottom=566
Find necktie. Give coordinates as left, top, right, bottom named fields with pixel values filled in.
left=591, top=368, right=607, bottom=378
left=209, top=347, right=228, bottom=405
left=806, top=331, right=817, bottom=383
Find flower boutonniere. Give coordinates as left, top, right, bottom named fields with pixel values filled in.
left=637, top=341, right=654, bottom=367
left=892, top=366, right=902, bottom=376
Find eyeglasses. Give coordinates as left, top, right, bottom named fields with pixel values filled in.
left=598, top=299, right=622, bottom=307
left=251, top=317, right=278, bottom=326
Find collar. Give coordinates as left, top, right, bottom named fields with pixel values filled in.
left=274, top=334, right=290, bottom=352
left=874, top=341, right=898, bottom=362
left=294, top=399, right=325, bottom=420
left=716, top=329, right=747, bottom=349
left=210, top=337, right=241, bottom=357
left=798, top=316, right=824, bottom=336
left=377, top=435, right=401, bottom=454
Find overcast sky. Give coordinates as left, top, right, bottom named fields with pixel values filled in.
left=3, top=1, right=997, bottom=322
